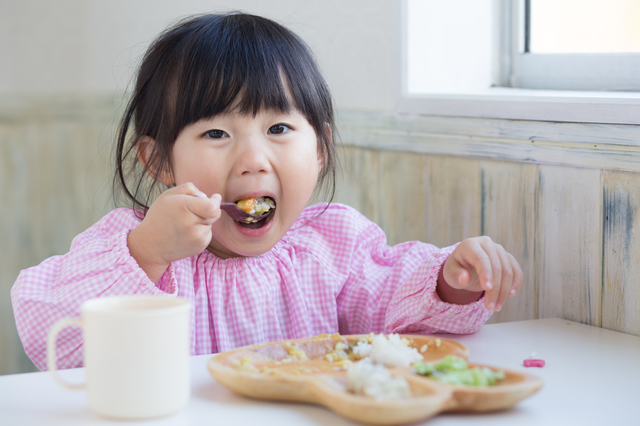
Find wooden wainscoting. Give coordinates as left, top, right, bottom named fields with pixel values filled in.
left=0, top=97, right=117, bottom=374
left=603, top=171, right=640, bottom=336
left=334, top=110, right=640, bottom=335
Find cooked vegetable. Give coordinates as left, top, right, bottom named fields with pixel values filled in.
left=236, top=198, right=258, bottom=213
left=413, top=355, right=505, bottom=386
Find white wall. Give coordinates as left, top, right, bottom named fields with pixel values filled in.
left=406, top=0, right=494, bottom=94
left=0, top=0, right=402, bottom=111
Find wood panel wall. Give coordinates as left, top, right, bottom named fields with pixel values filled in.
left=0, top=98, right=117, bottom=374
left=2, top=99, right=640, bottom=375
left=334, top=110, right=640, bottom=335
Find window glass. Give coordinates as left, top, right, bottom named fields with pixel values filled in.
left=529, top=0, right=640, bottom=54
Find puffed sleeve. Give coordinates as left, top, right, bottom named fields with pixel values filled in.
left=10, top=208, right=178, bottom=370
left=331, top=205, right=492, bottom=335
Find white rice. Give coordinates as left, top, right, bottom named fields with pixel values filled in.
left=346, top=358, right=412, bottom=400
left=249, top=197, right=275, bottom=215
left=352, top=340, right=372, bottom=359
left=356, top=334, right=422, bottom=367
left=346, top=334, right=423, bottom=400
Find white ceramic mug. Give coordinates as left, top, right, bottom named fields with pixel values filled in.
left=47, top=295, right=191, bottom=419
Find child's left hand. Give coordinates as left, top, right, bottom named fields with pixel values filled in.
left=438, top=236, right=523, bottom=311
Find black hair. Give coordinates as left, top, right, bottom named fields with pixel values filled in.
left=114, top=12, right=338, bottom=214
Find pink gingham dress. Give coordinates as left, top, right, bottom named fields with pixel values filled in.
left=11, top=203, right=492, bottom=370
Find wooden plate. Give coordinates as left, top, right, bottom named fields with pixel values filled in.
left=207, top=334, right=542, bottom=425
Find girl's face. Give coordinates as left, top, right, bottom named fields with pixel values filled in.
left=170, top=109, right=321, bottom=258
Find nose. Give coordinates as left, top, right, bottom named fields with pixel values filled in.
left=234, top=135, right=272, bottom=176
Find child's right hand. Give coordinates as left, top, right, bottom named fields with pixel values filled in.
left=127, top=183, right=221, bottom=283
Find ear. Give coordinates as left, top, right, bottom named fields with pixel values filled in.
left=136, top=136, right=174, bottom=186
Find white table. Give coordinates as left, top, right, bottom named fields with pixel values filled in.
left=1, top=318, right=638, bottom=425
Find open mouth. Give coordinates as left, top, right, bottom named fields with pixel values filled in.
left=234, top=196, right=276, bottom=229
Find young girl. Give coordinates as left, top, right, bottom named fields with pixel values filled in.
left=11, top=13, right=522, bottom=371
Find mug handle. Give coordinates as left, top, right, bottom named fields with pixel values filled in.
left=47, top=317, right=85, bottom=390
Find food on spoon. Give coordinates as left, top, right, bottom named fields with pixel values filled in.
left=236, top=197, right=257, bottom=212
left=231, top=197, right=276, bottom=224
left=413, top=355, right=505, bottom=386
left=236, top=197, right=275, bottom=215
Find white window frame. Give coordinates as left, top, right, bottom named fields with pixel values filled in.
left=510, top=0, right=640, bottom=91
left=399, top=0, right=640, bottom=125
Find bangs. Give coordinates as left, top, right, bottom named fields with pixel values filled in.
left=153, top=13, right=330, bottom=138
left=181, top=29, right=294, bottom=119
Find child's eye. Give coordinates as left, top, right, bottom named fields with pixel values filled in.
left=204, top=129, right=228, bottom=139
left=268, top=124, right=291, bottom=135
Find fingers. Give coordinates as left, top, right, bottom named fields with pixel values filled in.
left=445, top=261, right=472, bottom=289
left=458, top=238, right=494, bottom=293
left=509, top=254, right=524, bottom=298
left=186, top=192, right=221, bottom=222
left=479, top=241, right=524, bottom=312
left=455, top=237, right=523, bottom=312
left=476, top=238, right=502, bottom=310
left=167, top=183, right=221, bottom=222
left=492, top=244, right=513, bottom=311
left=170, top=182, right=206, bottom=197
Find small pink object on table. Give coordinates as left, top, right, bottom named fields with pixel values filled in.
left=523, top=359, right=545, bottom=368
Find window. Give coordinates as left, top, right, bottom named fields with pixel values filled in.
left=508, top=0, right=640, bottom=91
left=406, top=0, right=640, bottom=94
left=402, top=0, right=640, bottom=124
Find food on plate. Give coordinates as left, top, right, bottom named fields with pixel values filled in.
left=346, top=358, right=412, bottom=400
left=343, top=334, right=424, bottom=400
left=228, top=333, right=430, bottom=373
left=351, top=333, right=423, bottom=367
left=227, top=333, right=434, bottom=400
left=413, top=355, right=505, bottom=386
left=208, top=333, right=543, bottom=424
left=420, top=338, right=442, bottom=353
left=230, top=333, right=414, bottom=367
left=232, top=356, right=259, bottom=372
left=523, top=359, right=545, bottom=367
left=282, top=341, right=309, bottom=362
left=222, top=333, right=478, bottom=401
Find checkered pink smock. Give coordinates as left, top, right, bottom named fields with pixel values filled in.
left=11, top=203, right=492, bottom=371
